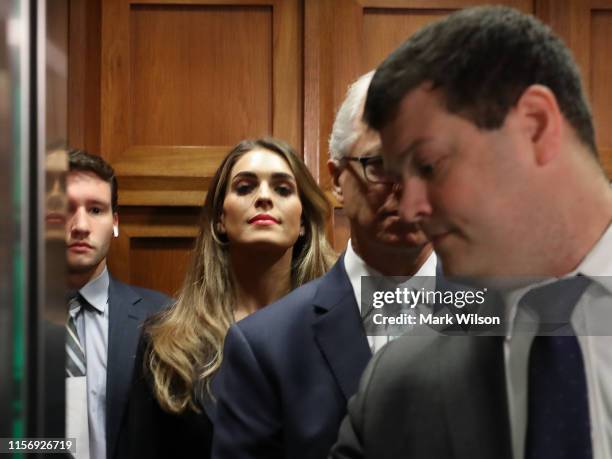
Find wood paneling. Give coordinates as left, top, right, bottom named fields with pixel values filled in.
left=591, top=8, right=612, bottom=176
left=541, top=0, right=612, bottom=178
left=362, top=9, right=450, bottom=71
left=305, top=0, right=535, bottom=251
left=130, top=5, right=272, bottom=146
left=130, top=237, right=194, bottom=297
left=101, top=0, right=301, bottom=207
left=107, top=206, right=200, bottom=292
left=68, top=0, right=101, bottom=153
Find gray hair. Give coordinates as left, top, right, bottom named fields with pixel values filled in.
left=329, top=70, right=375, bottom=160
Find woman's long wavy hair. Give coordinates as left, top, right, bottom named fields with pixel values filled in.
left=145, top=138, right=337, bottom=414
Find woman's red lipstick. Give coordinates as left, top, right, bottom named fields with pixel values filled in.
left=248, top=214, right=279, bottom=225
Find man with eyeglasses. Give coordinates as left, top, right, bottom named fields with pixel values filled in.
left=212, top=71, right=436, bottom=459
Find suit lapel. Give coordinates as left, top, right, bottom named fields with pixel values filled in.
left=312, top=259, right=372, bottom=401
left=106, top=278, right=146, bottom=459
left=441, top=336, right=513, bottom=459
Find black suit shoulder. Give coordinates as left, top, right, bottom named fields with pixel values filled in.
left=118, top=332, right=213, bottom=459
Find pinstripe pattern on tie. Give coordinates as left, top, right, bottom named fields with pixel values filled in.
left=66, top=296, right=86, bottom=377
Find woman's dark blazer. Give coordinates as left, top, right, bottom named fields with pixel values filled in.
left=115, top=332, right=213, bottom=459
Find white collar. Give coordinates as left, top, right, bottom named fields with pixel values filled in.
left=504, top=222, right=612, bottom=337
left=343, top=239, right=437, bottom=313
left=574, top=223, right=612, bottom=294
left=79, top=266, right=110, bottom=314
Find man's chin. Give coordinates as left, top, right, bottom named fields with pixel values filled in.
left=67, top=262, right=98, bottom=275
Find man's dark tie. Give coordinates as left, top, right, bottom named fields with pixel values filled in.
left=66, top=294, right=86, bottom=377
left=522, top=276, right=592, bottom=459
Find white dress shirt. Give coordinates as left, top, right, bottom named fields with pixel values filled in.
left=343, top=239, right=437, bottom=354
left=73, top=267, right=109, bottom=459
left=504, top=224, right=612, bottom=459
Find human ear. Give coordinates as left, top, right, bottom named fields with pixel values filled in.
left=216, top=210, right=227, bottom=235
left=514, top=84, right=562, bottom=166
left=327, top=159, right=344, bottom=205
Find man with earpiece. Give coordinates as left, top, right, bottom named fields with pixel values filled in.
left=65, top=149, right=171, bottom=459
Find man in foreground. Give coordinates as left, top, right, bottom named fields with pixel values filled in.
left=331, top=6, right=612, bottom=459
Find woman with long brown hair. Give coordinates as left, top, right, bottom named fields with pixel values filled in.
left=118, top=138, right=337, bottom=458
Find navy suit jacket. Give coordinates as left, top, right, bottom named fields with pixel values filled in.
left=106, top=277, right=171, bottom=459
left=212, top=258, right=372, bottom=459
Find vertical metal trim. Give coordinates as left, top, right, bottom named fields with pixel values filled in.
left=18, top=0, right=31, bottom=440
left=35, top=0, right=47, bottom=436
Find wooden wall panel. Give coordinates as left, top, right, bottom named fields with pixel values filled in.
left=101, top=0, right=301, bottom=207
left=540, top=0, right=612, bottom=178
left=68, top=0, right=101, bottom=153
left=590, top=8, right=612, bottom=176
left=129, top=237, right=194, bottom=297
left=106, top=206, right=200, bottom=294
left=130, top=5, right=272, bottom=146
left=362, top=9, right=449, bottom=71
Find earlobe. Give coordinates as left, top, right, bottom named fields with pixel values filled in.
left=516, top=84, right=562, bottom=166
left=327, top=159, right=344, bottom=204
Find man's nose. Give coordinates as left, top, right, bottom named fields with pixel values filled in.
left=398, top=176, right=432, bottom=223
left=69, top=207, right=90, bottom=235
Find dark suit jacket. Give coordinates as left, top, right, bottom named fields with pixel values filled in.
left=106, top=277, right=170, bottom=459
left=212, top=258, right=373, bottom=459
left=330, top=333, right=513, bottom=459
left=116, top=332, right=214, bottom=459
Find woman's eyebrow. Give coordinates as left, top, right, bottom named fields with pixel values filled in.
left=270, top=172, right=296, bottom=182
left=232, top=171, right=296, bottom=182
left=231, top=171, right=258, bottom=181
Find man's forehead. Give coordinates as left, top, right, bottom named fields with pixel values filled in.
left=351, top=123, right=383, bottom=157
left=67, top=170, right=108, bottom=185
left=67, top=171, right=112, bottom=198
left=379, top=86, right=444, bottom=155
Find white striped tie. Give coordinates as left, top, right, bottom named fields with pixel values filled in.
left=66, top=296, right=86, bottom=377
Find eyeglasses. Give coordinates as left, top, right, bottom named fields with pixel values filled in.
left=341, top=155, right=397, bottom=184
